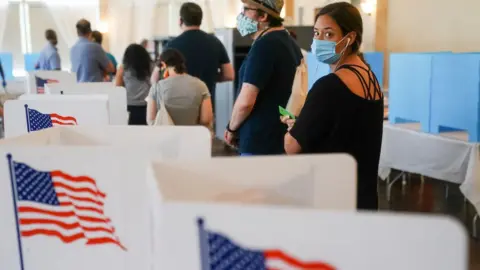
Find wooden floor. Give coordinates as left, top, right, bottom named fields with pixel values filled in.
left=379, top=172, right=480, bottom=269
left=212, top=141, right=480, bottom=269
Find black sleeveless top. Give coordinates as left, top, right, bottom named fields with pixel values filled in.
left=289, top=64, right=384, bottom=210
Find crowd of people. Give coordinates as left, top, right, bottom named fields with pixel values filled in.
left=5, top=0, right=385, bottom=210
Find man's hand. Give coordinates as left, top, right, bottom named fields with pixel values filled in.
left=224, top=130, right=238, bottom=148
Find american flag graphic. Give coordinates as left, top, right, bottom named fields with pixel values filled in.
left=25, top=105, right=77, bottom=132
left=197, top=218, right=335, bottom=270
left=10, top=158, right=126, bottom=250
left=35, top=76, right=58, bottom=94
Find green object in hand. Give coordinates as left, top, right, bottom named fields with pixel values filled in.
left=278, top=106, right=296, bottom=119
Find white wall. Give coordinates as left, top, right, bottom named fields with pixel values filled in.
left=387, top=0, right=480, bottom=52
left=361, top=11, right=375, bottom=52
left=1, top=3, right=22, bottom=70
left=295, top=0, right=352, bottom=26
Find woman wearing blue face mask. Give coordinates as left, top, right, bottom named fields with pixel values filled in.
left=282, top=2, right=384, bottom=210
left=224, top=0, right=302, bottom=156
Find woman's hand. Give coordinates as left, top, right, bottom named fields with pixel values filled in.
left=280, top=116, right=296, bottom=131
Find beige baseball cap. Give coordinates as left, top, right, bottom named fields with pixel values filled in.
left=241, top=0, right=284, bottom=18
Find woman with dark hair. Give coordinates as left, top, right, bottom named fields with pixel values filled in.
left=115, top=43, right=152, bottom=125
left=282, top=2, right=384, bottom=210
left=146, top=48, right=213, bottom=128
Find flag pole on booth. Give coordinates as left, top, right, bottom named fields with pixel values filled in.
left=24, top=104, right=30, bottom=133
left=6, top=154, right=25, bottom=270
left=197, top=218, right=210, bottom=270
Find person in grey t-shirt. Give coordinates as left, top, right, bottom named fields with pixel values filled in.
left=116, top=44, right=152, bottom=125
left=146, top=49, right=213, bottom=128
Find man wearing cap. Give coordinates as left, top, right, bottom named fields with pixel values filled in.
left=35, top=29, right=61, bottom=71
left=224, top=0, right=302, bottom=156
left=70, top=19, right=114, bottom=82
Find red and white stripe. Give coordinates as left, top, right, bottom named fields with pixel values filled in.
left=264, top=250, right=335, bottom=270
left=50, top=114, right=78, bottom=126
left=18, top=170, right=125, bottom=250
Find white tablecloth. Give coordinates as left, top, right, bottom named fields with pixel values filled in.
left=379, top=123, right=480, bottom=213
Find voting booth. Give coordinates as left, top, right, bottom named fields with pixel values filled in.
left=151, top=154, right=357, bottom=209
left=26, top=71, right=76, bottom=94
left=388, top=52, right=480, bottom=141
left=2, top=80, right=27, bottom=95
left=149, top=154, right=359, bottom=269
left=307, top=52, right=330, bottom=90
left=430, top=53, right=480, bottom=141
left=0, top=52, right=14, bottom=80
left=388, top=53, right=434, bottom=132
left=157, top=202, right=467, bottom=270
left=0, top=147, right=158, bottom=270
left=0, top=125, right=208, bottom=270
left=3, top=96, right=109, bottom=138
left=24, top=53, right=41, bottom=72
left=45, top=82, right=128, bottom=125
left=0, top=126, right=212, bottom=159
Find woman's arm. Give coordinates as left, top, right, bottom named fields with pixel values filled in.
left=115, top=65, right=125, bottom=86
left=146, top=97, right=157, bottom=125
left=145, top=83, right=159, bottom=125
left=281, top=117, right=302, bottom=154
left=199, top=97, right=213, bottom=128
left=150, top=66, right=160, bottom=85
left=285, top=76, right=337, bottom=154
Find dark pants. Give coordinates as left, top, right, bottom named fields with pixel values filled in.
left=357, top=177, right=379, bottom=211
left=127, top=105, right=147, bottom=125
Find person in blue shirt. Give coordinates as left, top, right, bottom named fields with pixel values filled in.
left=162, top=2, right=234, bottom=112
left=35, top=29, right=61, bottom=70
left=91, top=30, right=117, bottom=81
left=224, top=0, right=302, bottom=156
left=70, top=19, right=114, bottom=82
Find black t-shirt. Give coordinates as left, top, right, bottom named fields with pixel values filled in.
left=165, top=30, right=230, bottom=99
left=237, top=30, right=302, bottom=155
left=289, top=72, right=384, bottom=209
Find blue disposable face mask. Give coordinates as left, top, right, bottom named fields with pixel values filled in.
left=236, top=13, right=258, bottom=37
left=311, top=36, right=351, bottom=65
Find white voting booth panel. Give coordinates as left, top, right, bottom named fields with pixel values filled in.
left=157, top=202, right=467, bottom=270
left=2, top=80, right=27, bottom=95
left=0, top=126, right=212, bottom=159
left=26, top=71, right=76, bottom=94
left=3, top=97, right=109, bottom=138
left=0, top=147, right=156, bottom=270
left=149, top=154, right=358, bottom=269
left=45, top=82, right=114, bottom=93
left=151, top=154, right=357, bottom=209
left=45, top=83, right=128, bottom=125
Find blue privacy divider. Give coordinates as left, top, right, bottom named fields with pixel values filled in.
left=0, top=52, right=14, bottom=80
left=306, top=52, right=330, bottom=91
left=24, top=53, right=40, bottom=72
left=364, top=52, right=384, bottom=87
left=430, top=53, right=480, bottom=142
left=388, top=53, right=434, bottom=132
